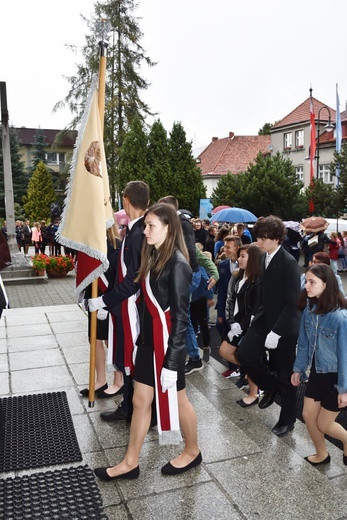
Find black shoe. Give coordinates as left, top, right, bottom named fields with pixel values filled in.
left=185, top=358, right=203, bottom=375
left=258, top=389, right=278, bottom=409
left=271, top=423, right=294, bottom=437
left=236, top=397, right=259, bottom=408
left=100, top=407, right=131, bottom=422
left=80, top=383, right=108, bottom=397
left=235, top=376, right=248, bottom=390
left=343, top=454, right=347, bottom=466
left=202, top=347, right=211, bottom=363
left=94, top=466, right=139, bottom=481
left=97, top=385, right=124, bottom=399
left=304, top=454, right=330, bottom=466
left=161, top=452, right=202, bottom=475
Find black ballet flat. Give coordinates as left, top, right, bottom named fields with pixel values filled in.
left=304, top=454, right=331, bottom=466
left=94, top=466, right=139, bottom=481
left=161, top=452, right=202, bottom=475
left=80, top=383, right=108, bottom=397
left=97, top=385, right=124, bottom=399
left=236, top=397, right=258, bottom=408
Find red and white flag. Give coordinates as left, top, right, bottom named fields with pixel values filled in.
left=309, top=97, right=316, bottom=184
left=57, top=75, right=113, bottom=295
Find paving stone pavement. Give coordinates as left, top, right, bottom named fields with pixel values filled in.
left=1, top=258, right=347, bottom=519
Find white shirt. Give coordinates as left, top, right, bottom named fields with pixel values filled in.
left=265, top=245, right=281, bottom=269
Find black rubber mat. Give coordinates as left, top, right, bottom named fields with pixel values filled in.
left=0, top=465, right=108, bottom=520
left=0, top=392, right=82, bottom=472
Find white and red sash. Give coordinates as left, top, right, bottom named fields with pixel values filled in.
left=108, top=238, right=140, bottom=374
left=142, top=273, right=182, bottom=445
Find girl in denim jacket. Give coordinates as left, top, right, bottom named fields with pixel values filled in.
left=292, top=263, right=347, bottom=466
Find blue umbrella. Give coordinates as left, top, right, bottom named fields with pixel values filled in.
left=211, top=207, right=257, bottom=223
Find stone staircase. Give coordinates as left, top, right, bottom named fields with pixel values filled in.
left=182, top=354, right=347, bottom=519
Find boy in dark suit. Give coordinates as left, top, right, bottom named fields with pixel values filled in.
left=89, top=180, right=150, bottom=422
left=237, top=216, right=301, bottom=436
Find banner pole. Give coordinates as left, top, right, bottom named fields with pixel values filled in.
left=88, top=39, right=108, bottom=408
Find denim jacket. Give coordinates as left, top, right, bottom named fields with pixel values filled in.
left=293, top=304, right=347, bottom=393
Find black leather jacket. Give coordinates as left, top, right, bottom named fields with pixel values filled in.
left=147, top=249, right=192, bottom=371
left=225, top=274, right=262, bottom=331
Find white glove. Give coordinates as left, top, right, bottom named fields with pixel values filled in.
left=132, top=345, right=138, bottom=366
left=88, top=296, right=105, bottom=312
left=265, top=331, right=281, bottom=350
left=160, top=368, right=177, bottom=393
left=227, top=322, right=243, bottom=343
left=97, top=308, right=108, bottom=321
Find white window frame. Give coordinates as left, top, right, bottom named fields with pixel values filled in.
left=318, top=164, right=334, bottom=184
left=283, top=132, right=292, bottom=149
left=295, top=129, right=304, bottom=148
left=295, top=166, right=304, bottom=183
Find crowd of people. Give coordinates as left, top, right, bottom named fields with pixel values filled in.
left=2, top=192, right=346, bottom=477
left=75, top=185, right=347, bottom=482
left=0, top=218, right=76, bottom=258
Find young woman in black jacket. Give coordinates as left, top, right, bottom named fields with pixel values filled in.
left=219, top=244, right=262, bottom=406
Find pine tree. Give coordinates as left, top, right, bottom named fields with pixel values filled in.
left=31, top=128, right=47, bottom=171
left=168, top=122, right=206, bottom=215
left=117, top=116, right=150, bottom=197
left=0, top=125, right=28, bottom=218
left=23, top=161, right=56, bottom=221
left=147, top=120, right=172, bottom=202
left=54, top=0, right=156, bottom=205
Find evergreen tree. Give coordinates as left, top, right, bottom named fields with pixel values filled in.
left=168, top=122, right=206, bottom=215
left=211, top=152, right=306, bottom=220
left=0, top=125, right=28, bottom=218
left=117, top=116, right=151, bottom=197
left=31, top=128, right=47, bottom=171
left=330, top=141, right=347, bottom=215
left=23, top=161, right=56, bottom=221
left=304, top=178, right=338, bottom=218
left=54, top=0, right=156, bottom=204
left=147, top=120, right=172, bottom=202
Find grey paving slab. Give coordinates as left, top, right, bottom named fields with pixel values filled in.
left=6, top=323, right=52, bottom=338
left=50, top=319, right=87, bottom=334
left=206, top=453, right=346, bottom=520
left=5, top=312, right=48, bottom=327
left=46, top=308, right=86, bottom=323
left=10, top=365, right=75, bottom=393
left=128, top=481, right=241, bottom=520
left=0, top=372, right=9, bottom=395
left=7, top=334, right=58, bottom=352
left=9, top=348, right=65, bottom=371
left=56, top=331, right=89, bottom=347
left=0, top=353, right=7, bottom=372
left=0, top=328, right=5, bottom=340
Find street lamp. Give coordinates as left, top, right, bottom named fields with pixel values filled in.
left=316, top=105, right=335, bottom=179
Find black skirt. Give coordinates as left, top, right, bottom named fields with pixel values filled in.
left=133, top=306, right=185, bottom=391
left=305, top=359, right=346, bottom=412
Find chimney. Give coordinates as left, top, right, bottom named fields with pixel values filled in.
left=229, top=132, right=235, bottom=139
left=212, top=137, right=218, bottom=142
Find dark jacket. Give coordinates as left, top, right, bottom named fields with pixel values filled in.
left=150, top=250, right=192, bottom=371
left=103, top=217, right=144, bottom=313
left=179, top=214, right=199, bottom=272
left=253, top=246, right=301, bottom=337
left=225, top=275, right=262, bottom=332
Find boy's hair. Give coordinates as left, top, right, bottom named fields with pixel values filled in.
left=158, top=195, right=178, bottom=210
left=123, top=181, right=149, bottom=210
left=252, top=215, right=285, bottom=244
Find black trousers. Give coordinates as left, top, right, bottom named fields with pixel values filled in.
left=237, top=323, right=297, bottom=426
left=190, top=297, right=210, bottom=348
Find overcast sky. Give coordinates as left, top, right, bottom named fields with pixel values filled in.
left=2, top=0, right=346, bottom=147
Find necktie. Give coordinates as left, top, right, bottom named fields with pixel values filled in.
left=265, top=254, right=271, bottom=269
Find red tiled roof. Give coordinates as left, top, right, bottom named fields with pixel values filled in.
left=272, top=97, right=336, bottom=129
left=15, top=127, right=77, bottom=147
left=197, top=133, right=271, bottom=177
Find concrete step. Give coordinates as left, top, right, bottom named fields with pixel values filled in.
left=3, top=275, right=48, bottom=285
left=185, top=354, right=347, bottom=519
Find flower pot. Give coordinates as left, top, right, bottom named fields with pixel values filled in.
left=46, top=268, right=69, bottom=279
left=36, top=269, right=45, bottom=276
